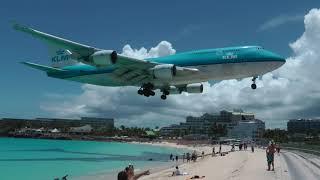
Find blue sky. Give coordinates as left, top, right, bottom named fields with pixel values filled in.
left=0, top=1, right=319, bottom=128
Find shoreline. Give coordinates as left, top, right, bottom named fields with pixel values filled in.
left=77, top=140, right=216, bottom=180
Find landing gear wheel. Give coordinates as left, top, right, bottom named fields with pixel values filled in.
left=150, top=91, right=155, bottom=96
left=251, top=76, right=257, bottom=90
left=161, top=94, right=167, bottom=100
left=143, top=89, right=150, bottom=97
left=138, top=89, right=143, bottom=95
left=251, top=84, right=257, bottom=89
left=139, top=83, right=155, bottom=97
left=163, top=90, right=169, bottom=96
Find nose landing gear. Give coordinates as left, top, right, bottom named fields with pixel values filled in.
left=251, top=77, right=257, bottom=89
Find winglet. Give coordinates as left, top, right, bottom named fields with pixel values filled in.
left=21, top=62, right=65, bottom=73
left=12, top=22, right=35, bottom=34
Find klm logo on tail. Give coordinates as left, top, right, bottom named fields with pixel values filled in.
left=51, top=49, right=70, bottom=63
left=50, top=48, right=77, bottom=68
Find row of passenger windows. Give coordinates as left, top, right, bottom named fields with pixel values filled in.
left=190, top=46, right=264, bottom=54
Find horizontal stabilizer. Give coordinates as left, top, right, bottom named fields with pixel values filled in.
left=21, top=62, right=65, bottom=73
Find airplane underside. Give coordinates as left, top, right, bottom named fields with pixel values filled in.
left=63, top=60, right=284, bottom=100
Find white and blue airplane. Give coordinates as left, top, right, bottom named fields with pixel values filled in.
left=14, top=24, right=285, bottom=100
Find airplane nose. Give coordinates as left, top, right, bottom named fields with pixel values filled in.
left=265, top=50, right=286, bottom=68
left=264, top=50, right=286, bottom=63
left=273, top=54, right=286, bottom=63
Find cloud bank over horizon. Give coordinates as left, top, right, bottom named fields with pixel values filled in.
left=42, top=9, right=320, bottom=128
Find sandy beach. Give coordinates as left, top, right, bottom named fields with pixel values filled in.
left=77, top=141, right=320, bottom=180
left=138, top=142, right=290, bottom=180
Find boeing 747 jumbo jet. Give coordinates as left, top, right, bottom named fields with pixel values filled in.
left=14, top=24, right=285, bottom=100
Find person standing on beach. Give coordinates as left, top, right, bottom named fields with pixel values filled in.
left=276, top=144, right=281, bottom=154
left=219, top=144, right=222, bottom=154
left=212, top=146, right=215, bottom=156
left=266, top=141, right=276, bottom=171
left=183, top=153, right=186, bottom=162
left=187, top=152, right=190, bottom=162
left=175, top=155, right=178, bottom=162
left=251, top=142, right=255, bottom=153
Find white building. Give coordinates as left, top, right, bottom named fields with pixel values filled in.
left=69, top=124, right=93, bottom=133
left=160, top=110, right=258, bottom=137
left=228, top=119, right=265, bottom=140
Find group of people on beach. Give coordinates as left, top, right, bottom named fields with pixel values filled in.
left=116, top=140, right=282, bottom=179
left=184, top=151, right=199, bottom=162
left=170, top=150, right=200, bottom=163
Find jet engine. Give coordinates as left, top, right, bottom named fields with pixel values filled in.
left=168, top=86, right=182, bottom=94
left=186, top=83, right=203, bottom=93
left=151, top=64, right=176, bottom=80
left=88, top=50, right=117, bottom=66
left=167, top=83, right=203, bottom=95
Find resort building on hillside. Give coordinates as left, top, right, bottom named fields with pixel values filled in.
left=160, top=110, right=265, bottom=140
left=287, top=119, right=320, bottom=133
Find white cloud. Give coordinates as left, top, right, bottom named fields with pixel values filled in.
left=42, top=9, right=320, bottom=128
left=121, top=41, right=176, bottom=59
left=258, top=14, right=303, bottom=31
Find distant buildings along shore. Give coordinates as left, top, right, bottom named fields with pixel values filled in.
left=0, top=117, right=114, bottom=137
left=287, top=119, right=320, bottom=133
left=160, top=110, right=265, bottom=141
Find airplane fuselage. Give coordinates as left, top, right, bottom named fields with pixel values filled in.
left=50, top=45, right=285, bottom=87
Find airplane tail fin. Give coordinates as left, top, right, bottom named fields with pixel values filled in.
left=21, top=62, right=65, bottom=73
left=13, top=23, right=79, bottom=68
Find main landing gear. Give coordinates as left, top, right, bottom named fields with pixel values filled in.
left=160, top=89, right=169, bottom=100
left=137, top=83, right=170, bottom=100
left=137, top=83, right=155, bottom=97
left=251, top=76, right=257, bottom=89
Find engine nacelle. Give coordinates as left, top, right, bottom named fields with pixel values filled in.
left=151, top=64, right=176, bottom=80
left=88, top=50, right=117, bottom=66
left=168, top=86, right=182, bottom=94
left=186, top=83, right=203, bottom=93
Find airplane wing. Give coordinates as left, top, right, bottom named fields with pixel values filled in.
left=110, top=55, right=199, bottom=85
left=14, top=23, right=199, bottom=86
left=13, top=23, right=97, bottom=60
left=21, top=62, right=66, bottom=73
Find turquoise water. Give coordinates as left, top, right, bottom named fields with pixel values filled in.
left=0, top=138, right=183, bottom=180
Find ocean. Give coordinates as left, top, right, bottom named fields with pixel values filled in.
left=0, top=137, right=184, bottom=180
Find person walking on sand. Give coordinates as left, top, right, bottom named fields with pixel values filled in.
left=219, top=143, right=222, bottom=154
left=276, top=144, right=281, bottom=155
left=212, top=146, right=215, bottom=156
left=251, top=142, right=255, bottom=153
left=175, top=155, right=178, bottom=162
left=202, top=151, right=205, bottom=158
left=266, top=141, right=276, bottom=171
